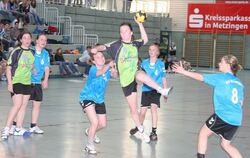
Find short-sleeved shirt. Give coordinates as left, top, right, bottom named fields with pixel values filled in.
left=79, top=65, right=111, bottom=104
left=79, top=50, right=90, bottom=62
left=141, top=59, right=166, bottom=92
left=105, top=39, right=144, bottom=87
left=7, top=47, right=35, bottom=85
left=31, top=48, right=50, bottom=84
left=203, top=73, right=244, bottom=126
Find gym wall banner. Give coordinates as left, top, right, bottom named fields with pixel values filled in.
left=187, top=4, right=250, bottom=34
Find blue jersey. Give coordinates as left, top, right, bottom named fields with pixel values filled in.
left=141, top=59, right=166, bottom=92
left=31, top=48, right=50, bottom=84
left=79, top=65, right=111, bottom=104
left=203, top=73, right=244, bottom=126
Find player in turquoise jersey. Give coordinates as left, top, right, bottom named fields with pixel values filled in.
left=130, top=43, right=170, bottom=141
left=29, top=34, right=50, bottom=134
left=79, top=52, right=117, bottom=154
left=1, top=31, right=35, bottom=140
left=91, top=18, right=173, bottom=143
left=172, top=55, right=244, bottom=158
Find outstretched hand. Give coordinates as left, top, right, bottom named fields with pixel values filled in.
left=172, top=62, right=185, bottom=74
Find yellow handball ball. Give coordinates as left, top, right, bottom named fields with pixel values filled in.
left=135, top=10, right=147, bottom=23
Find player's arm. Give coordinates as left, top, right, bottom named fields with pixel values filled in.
left=6, top=66, right=13, bottom=92
left=42, top=67, right=50, bottom=89
left=91, top=45, right=107, bottom=55
left=96, top=61, right=114, bottom=76
left=134, top=17, right=148, bottom=45
left=172, top=63, right=204, bottom=81
left=162, top=77, right=167, bottom=89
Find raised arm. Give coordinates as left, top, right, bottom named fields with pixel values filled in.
left=134, top=17, right=148, bottom=45
left=172, top=63, right=204, bottom=82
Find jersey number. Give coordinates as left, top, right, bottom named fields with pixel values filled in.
left=231, top=88, right=238, bottom=104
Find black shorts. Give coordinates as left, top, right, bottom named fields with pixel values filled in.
left=205, top=114, right=239, bottom=141
left=11, top=83, right=31, bottom=97
left=79, top=100, right=106, bottom=114
left=122, top=80, right=137, bottom=97
left=141, top=90, right=161, bottom=108
left=30, top=84, right=43, bottom=102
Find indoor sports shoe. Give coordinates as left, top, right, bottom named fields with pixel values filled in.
left=9, top=125, right=16, bottom=135
left=1, top=127, right=10, bottom=140
left=158, top=86, right=173, bottom=97
left=150, top=132, right=158, bottom=141
left=85, top=144, right=97, bottom=154
left=129, top=127, right=138, bottom=135
left=14, top=128, right=28, bottom=136
left=29, top=126, right=44, bottom=134
left=85, top=128, right=100, bottom=144
left=140, top=130, right=150, bottom=143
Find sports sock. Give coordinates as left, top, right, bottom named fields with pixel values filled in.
left=31, top=123, right=37, bottom=128
left=197, top=153, right=205, bottom=158
left=137, top=125, right=144, bottom=133
left=152, top=127, right=157, bottom=134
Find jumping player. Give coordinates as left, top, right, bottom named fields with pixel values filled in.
left=91, top=18, right=172, bottom=143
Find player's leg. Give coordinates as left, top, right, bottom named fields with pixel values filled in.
left=150, top=104, right=158, bottom=141
left=220, top=138, right=242, bottom=158
left=129, top=106, right=147, bottom=135
left=85, top=105, right=98, bottom=154
left=1, top=94, right=22, bottom=140
left=136, top=70, right=173, bottom=97
left=14, top=94, right=30, bottom=136
left=30, top=84, right=44, bottom=134
left=126, top=93, right=150, bottom=143
left=197, top=124, right=213, bottom=158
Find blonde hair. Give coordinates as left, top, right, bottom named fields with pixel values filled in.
left=222, top=55, right=242, bottom=76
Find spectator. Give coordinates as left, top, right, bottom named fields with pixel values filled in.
left=47, top=48, right=55, bottom=64
left=18, top=0, right=31, bottom=24
left=29, top=0, right=43, bottom=25
left=76, top=45, right=92, bottom=77
left=0, top=0, right=16, bottom=22
left=169, top=42, right=176, bottom=62
left=2, top=22, right=16, bottom=51
left=0, top=42, right=7, bottom=81
left=54, top=48, right=81, bottom=76
left=10, top=20, right=20, bottom=43
left=161, top=55, right=170, bottom=72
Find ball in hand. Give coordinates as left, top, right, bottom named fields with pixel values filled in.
left=135, top=11, right=147, bottom=23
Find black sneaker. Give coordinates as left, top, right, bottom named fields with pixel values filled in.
left=150, top=132, right=158, bottom=141
left=129, top=127, right=138, bottom=135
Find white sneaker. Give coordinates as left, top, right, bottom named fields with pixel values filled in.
left=9, top=125, right=16, bottom=135
left=14, top=128, right=28, bottom=136
left=1, top=127, right=10, bottom=140
left=140, top=130, right=150, bottom=143
left=29, top=126, right=44, bottom=134
left=85, top=144, right=97, bottom=154
left=158, top=86, right=173, bottom=97
left=85, top=128, right=100, bottom=144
